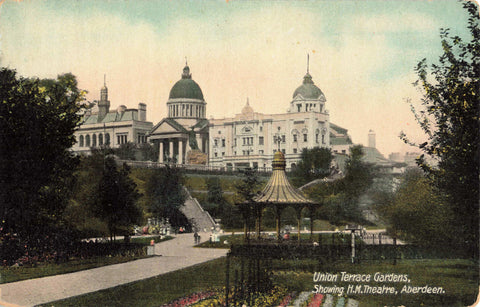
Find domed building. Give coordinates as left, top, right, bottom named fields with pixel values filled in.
left=149, top=63, right=209, bottom=164
left=208, top=62, right=352, bottom=171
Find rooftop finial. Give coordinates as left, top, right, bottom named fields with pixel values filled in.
left=307, top=53, right=309, bottom=74
left=185, top=56, right=188, bottom=66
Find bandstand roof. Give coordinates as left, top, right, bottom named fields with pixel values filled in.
left=253, top=151, right=315, bottom=205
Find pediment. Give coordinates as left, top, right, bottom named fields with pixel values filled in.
left=150, top=118, right=186, bottom=135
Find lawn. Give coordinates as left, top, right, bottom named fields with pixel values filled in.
left=0, top=236, right=171, bottom=284
left=43, top=256, right=478, bottom=307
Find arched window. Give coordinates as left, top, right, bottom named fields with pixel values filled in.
left=79, top=135, right=84, bottom=147
left=85, top=135, right=91, bottom=147
left=99, top=133, right=103, bottom=146
left=105, top=133, right=110, bottom=145
left=92, top=134, right=97, bottom=147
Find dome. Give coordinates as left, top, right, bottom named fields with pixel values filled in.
left=292, top=72, right=324, bottom=99
left=168, top=65, right=204, bottom=100
left=241, top=99, right=253, bottom=115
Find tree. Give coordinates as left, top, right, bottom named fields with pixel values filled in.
left=292, top=147, right=333, bottom=185
left=203, top=177, right=226, bottom=218
left=377, top=168, right=454, bottom=246
left=401, top=2, right=479, bottom=257
left=235, top=167, right=261, bottom=239
left=66, top=147, right=115, bottom=238
left=145, top=165, right=189, bottom=229
left=305, top=145, right=373, bottom=224
left=0, top=68, right=86, bottom=255
left=114, top=142, right=137, bottom=160
left=94, top=157, right=141, bottom=241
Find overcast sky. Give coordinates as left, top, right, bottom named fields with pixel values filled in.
left=0, top=0, right=474, bottom=156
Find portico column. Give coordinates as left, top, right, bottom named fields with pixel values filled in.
left=169, top=140, right=174, bottom=162
left=196, top=135, right=203, bottom=151
left=159, top=142, right=164, bottom=163
left=179, top=140, right=183, bottom=164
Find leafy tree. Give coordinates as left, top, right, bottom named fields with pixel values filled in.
left=292, top=147, right=333, bottom=185
left=114, top=142, right=137, bottom=160
left=94, top=157, right=141, bottom=241
left=305, top=145, right=373, bottom=224
left=377, top=168, right=454, bottom=245
left=401, top=2, right=479, bottom=256
left=145, top=165, right=189, bottom=229
left=67, top=147, right=114, bottom=238
left=0, top=68, right=86, bottom=254
left=235, top=167, right=261, bottom=239
left=203, top=177, right=226, bottom=218
left=138, top=142, right=158, bottom=161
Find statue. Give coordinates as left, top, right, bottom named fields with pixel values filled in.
left=188, top=128, right=199, bottom=150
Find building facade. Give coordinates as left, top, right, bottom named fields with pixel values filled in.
left=148, top=64, right=209, bottom=164
left=72, top=80, right=153, bottom=154
left=208, top=69, right=352, bottom=170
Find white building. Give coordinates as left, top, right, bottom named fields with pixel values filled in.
left=208, top=68, right=353, bottom=170
left=72, top=80, right=153, bottom=154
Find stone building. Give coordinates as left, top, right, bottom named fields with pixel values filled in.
left=208, top=68, right=352, bottom=170
left=148, top=64, right=209, bottom=164
left=72, top=79, right=153, bottom=154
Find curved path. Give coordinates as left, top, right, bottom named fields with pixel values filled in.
left=0, top=233, right=227, bottom=307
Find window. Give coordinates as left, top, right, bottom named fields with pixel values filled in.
left=214, top=139, right=218, bottom=147
left=322, top=134, right=325, bottom=144
left=234, top=138, right=237, bottom=146
left=92, top=134, right=97, bottom=147
left=282, top=135, right=285, bottom=143
left=259, top=150, right=264, bottom=154
left=222, top=139, right=225, bottom=147
left=214, top=152, right=218, bottom=157
left=86, top=135, right=91, bottom=147
left=79, top=135, right=84, bottom=147
left=105, top=133, right=110, bottom=145
left=259, top=126, right=263, bottom=132
left=297, top=104, right=301, bottom=112
left=303, top=134, right=308, bottom=142
left=315, top=133, right=319, bottom=143
left=342, top=150, right=346, bottom=154
left=293, top=134, right=297, bottom=142
left=99, top=133, right=103, bottom=145
left=293, top=148, right=297, bottom=154
left=218, top=130, right=221, bottom=134
left=259, top=136, right=264, bottom=145
left=234, top=151, right=237, bottom=156
left=138, top=134, right=146, bottom=144
left=281, top=149, right=285, bottom=154
left=222, top=152, right=225, bottom=156
left=117, top=134, right=127, bottom=145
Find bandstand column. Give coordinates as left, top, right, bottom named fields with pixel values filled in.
left=179, top=140, right=183, bottom=164
left=159, top=142, right=164, bottom=163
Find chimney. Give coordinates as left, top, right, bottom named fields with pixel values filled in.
left=368, top=129, right=376, bottom=148
left=138, top=103, right=147, bottom=121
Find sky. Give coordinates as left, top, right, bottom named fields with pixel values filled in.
left=0, top=0, right=475, bottom=156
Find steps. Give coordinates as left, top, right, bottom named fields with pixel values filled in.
left=180, top=187, right=216, bottom=232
